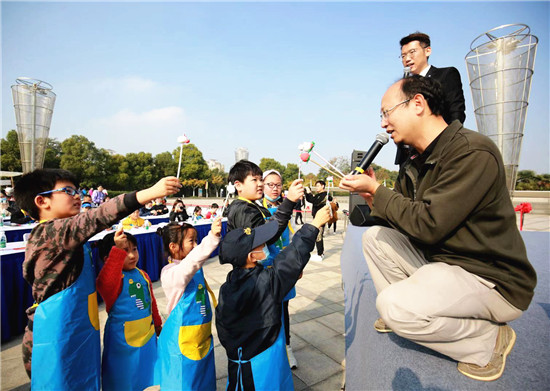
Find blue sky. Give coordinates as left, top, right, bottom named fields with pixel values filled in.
left=2, top=1, right=549, bottom=175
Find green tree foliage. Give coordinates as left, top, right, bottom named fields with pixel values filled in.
left=371, top=163, right=398, bottom=189
left=154, top=151, right=177, bottom=178
left=44, top=138, right=62, bottom=168
left=60, top=135, right=113, bottom=186
left=123, top=152, right=155, bottom=190
left=317, top=156, right=352, bottom=186
left=259, top=158, right=285, bottom=175
left=208, top=168, right=228, bottom=197
left=173, top=144, right=209, bottom=180
left=283, top=163, right=299, bottom=184
left=1, top=130, right=22, bottom=171
left=516, top=170, right=550, bottom=190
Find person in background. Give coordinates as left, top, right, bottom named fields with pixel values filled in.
left=395, top=31, right=466, bottom=166
left=305, top=180, right=332, bottom=262
left=140, top=201, right=154, bottom=217
left=92, top=185, right=106, bottom=205
left=151, top=197, right=169, bottom=215
left=170, top=199, right=189, bottom=222
left=1, top=190, right=10, bottom=217
left=192, top=206, right=204, bottom=221
left=122, top=209, right=146, bottom=230
left=205, top=203, right=219, bottom=219
left=294, top=196, right=304, bottom=225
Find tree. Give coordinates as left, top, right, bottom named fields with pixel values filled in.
left=317, top=156, right=351, bottom=187
left=208, top=168, right=228, bottom=197
left=154, top=152, right=178, bottom=178
left=43, top=138, right=62, bottom=169
left=516, top=170, right=550, bottom=190
left=60, top=135, right=103, bottom=184
left=1, top=130, right=63, bottom=172
left=181, top=178, right=206, bottom=197
left=173, top=144, right=209, bottom=181
left=0, top=130, right=22, bottom=171
left=122, top=152, right=155, bottom=190
left=283, top=163, right=300, bottom=185
left=259, top=158, right=285, bottom=175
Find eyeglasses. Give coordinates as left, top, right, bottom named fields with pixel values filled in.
left=265, top=183, right=282, bottom=189
left=399, top=46, right=428, bottom=60
left=380, top=99, right=411, bottom=120
left=38, top=187, right=79, bottom=197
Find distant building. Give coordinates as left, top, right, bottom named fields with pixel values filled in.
left=207, top=159, right=225, bottom=172
left=235, top=147, right=249, bottom=162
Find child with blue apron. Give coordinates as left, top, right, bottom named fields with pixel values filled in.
left=31, top=244, right=101, bottom=391
left=155, top=268, right=216, bottom=390
left=102, top=267, right=157, bottom=390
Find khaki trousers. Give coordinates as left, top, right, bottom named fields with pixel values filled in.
left=362, top=226, right=522, bottom=366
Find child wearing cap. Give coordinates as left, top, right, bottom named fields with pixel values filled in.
left=216, top=205, right=332, bottom=390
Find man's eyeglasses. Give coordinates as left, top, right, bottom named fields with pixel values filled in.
left=38, top=187, right=80, bottom=197
left=380, top=99, right=411, bottom=120
left=399, top=46, right=428, bottom=60
left=265, top=183, right=282, bottom=189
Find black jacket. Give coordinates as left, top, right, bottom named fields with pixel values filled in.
left=169, top=210, right=189, bottom=222
left=215, top=224, right=318, bottom=389
left=226, top=197, right=295, bottom=245
left=426, top=65, right=466, bottom=125
left=305, top=191, right=332, bottom=217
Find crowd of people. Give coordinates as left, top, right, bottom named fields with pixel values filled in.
left=8, top=30, right=537, bottom=390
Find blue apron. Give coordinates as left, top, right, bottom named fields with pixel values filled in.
left=228, top=325, right=293, bottom=391
left=155, top=268, right=216, bottom=391
left=263, top=201, right=296, bottom=301
left=102, top=268, right=157, bottom=391
left=31, top=244, right=101, bottom=391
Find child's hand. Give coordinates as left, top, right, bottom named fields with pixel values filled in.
left=311, top=205, right=331, bottom=229
left=211, top=216, right=222, bottom=237
left=137, top=176, right=182, bottom=204
left=114, top=225, right=128, bottom=251
left=286, top=179, right=305, bottom=202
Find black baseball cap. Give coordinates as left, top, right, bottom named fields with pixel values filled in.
left=219, top=220, right=278, bottom=267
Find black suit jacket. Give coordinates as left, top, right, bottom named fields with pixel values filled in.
left=425, top=65, right=466, bottom=124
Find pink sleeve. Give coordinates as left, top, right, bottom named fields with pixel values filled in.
left=161, top=231, right=221, bottom=293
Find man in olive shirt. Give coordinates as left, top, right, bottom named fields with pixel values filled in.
left=340, top=76, right=536, bottom=382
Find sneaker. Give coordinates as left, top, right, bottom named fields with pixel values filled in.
left=374, top=317, right=392, bottom=333
left=457, top=324, right=516, bottom=381
left=310, top=254, right=324, bottom=262
left=287, top=345, right=298, bottom=369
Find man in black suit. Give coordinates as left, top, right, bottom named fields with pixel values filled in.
left=395, top=32, right=466, bottom=165
left=400, top=32, right=466, bottom=124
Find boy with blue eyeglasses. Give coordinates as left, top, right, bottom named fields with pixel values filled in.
left=14, top=168, right=181, bottom=390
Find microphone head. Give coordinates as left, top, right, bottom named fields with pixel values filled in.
left=376, top=133, right=390, bottom=145
left=403, top=66, right=411, bottom=78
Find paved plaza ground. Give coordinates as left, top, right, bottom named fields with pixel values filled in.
left=2, top=210, right=549, bottom=390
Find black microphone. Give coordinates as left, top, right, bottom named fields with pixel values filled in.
left=351, top=133, right=390, bottom=175
left=403, top=66, right=411, bottom=78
